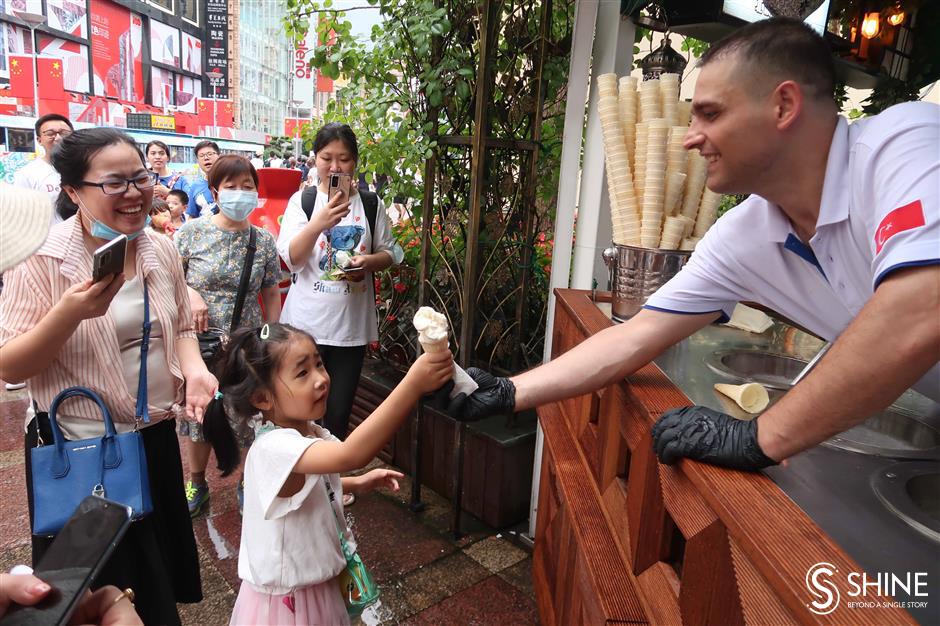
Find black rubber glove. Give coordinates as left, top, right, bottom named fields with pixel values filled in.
left=651, top=405, right=778, bottom=472
left=445, top=367, right=516, bottom=421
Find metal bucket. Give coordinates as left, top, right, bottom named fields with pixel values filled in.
left=602, top=244, right=691, bottom=322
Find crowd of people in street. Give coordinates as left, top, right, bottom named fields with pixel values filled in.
left=0, top=118, right=453, bottom=625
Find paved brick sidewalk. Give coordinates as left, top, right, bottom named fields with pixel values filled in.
left=1, top=386, right=538, bottom=625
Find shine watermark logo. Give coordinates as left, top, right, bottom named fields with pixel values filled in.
left=805, top=563, right=930, bottom=615
left=806, top=562, right=841, bottom=615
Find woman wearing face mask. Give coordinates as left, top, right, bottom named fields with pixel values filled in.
left=174, top=154, right=281, bottom=517
left=0, top=128, right=215, bottom=625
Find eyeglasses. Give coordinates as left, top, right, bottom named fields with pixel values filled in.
left=197, top=151, right=219, bottom=160
left=40, top=129, right=72, bottom=139
left=78, top=172, right=157, bottom=195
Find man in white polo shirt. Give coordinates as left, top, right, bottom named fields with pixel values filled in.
left=448, top=18, right=939, bottom=472
left=12, top=114, right=73, bottom=223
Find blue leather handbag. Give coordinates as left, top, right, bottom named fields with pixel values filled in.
left=30, top=283, right=154, bottom=536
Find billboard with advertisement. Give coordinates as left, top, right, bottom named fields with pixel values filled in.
left=150, top=18, right=179, bottom=67
left=181, top=31, right=201, bottom=75
left=291, top=28, right=314, bottom=110
left=205, top=0, right=228, bottom=98
left=47, top=0, right=88, bottom=39
left=38, top=34, right=89, bottom=93
left=89, top=0, right=144, bottom=101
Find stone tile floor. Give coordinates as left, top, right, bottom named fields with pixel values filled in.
left=0, top=385, right=539, bottom=625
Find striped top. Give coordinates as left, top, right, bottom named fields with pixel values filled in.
left=0, top=216, right=197, bottom=425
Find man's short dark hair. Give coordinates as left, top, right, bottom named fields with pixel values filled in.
left=35, top=113, right=73, bottom=136
left=699, top=18, right=836, bottom=102
left=194, top=140, right=220, bottom=156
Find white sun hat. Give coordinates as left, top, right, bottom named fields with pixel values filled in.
left=0, top=187, right=52, bottom=273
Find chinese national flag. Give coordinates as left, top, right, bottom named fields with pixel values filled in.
left=38, top=57, right=66, bottom=101
left=196, top=98, right=214, bottom=127
left=8, top=55, right=34, bottom=99
left=216, top=99, right=234, bottom=127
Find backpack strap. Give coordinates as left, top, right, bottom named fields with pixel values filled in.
left=301, top=187, right=379, bottom=253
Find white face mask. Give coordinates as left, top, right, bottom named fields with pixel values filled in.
left=216, top=189, right=258, bottom=221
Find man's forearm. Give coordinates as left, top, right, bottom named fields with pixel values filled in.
left=757, top=266, right=940, bottom=460
left=512, top=308, right=718, bottom=411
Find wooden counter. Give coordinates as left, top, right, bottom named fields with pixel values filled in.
left=533, top=289, right=915, bottom=625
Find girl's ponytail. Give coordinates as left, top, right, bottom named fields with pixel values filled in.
left=200, top=328, right=262, bottom=477
left=202, top=395, right=240, bottom=476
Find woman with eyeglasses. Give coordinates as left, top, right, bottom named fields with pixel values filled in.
left=0, top=128, right=213, bottom=625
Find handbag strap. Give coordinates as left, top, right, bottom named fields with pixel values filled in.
left=229, top=226, right=257, bottom=333
left=136, top=281, right=151, bottom=424
left=323, top=477, right=355, bottom=559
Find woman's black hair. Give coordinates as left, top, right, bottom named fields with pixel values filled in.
left=145, top=140, right=171, bottom=162
left=202, top=323, right=319, bottom=476
left=312, top=122, right=359, bottom=163
left=50, top=128, right=145, bottom=218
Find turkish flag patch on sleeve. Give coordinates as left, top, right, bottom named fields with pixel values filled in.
left=875, top=199, right=925, bottom=254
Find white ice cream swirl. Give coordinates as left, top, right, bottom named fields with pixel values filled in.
left=412, top=306, right=449, bottom=343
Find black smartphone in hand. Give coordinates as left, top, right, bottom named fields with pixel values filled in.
left=91, top=235, right=127, bottom=282
left=0, top=496, right=132, bottom=626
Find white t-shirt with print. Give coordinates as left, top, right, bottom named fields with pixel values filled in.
left=277, top=190, right=396, bottom=346
left=238, top=425, right=355, bottom=595
left=13, top=158, right=62, bottom=224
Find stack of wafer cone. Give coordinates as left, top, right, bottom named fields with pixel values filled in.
left=598, top=72, right=723, bottom=252
left=638, top=78, right=661, bottom=123
left=659, top=215, right=687, bottom=250
left=640, top=119, right=669, bottom=248
left=618, top=76, right=638, bottom=168
left=597, top=74, right=640, bottom=245
left=659, top=73, right=680, bottom=127
left=633, top=121, right=648, bottom=204
left=677, top=100, right=693, bottom=126
left=694, top=188, right=721, bottom=238
left=680, top=151, right=708, bottom=221
left=680, top=236, right=701, bottom=251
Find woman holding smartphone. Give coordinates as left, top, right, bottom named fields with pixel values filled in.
left=145, top=140, right=183, bottom=200
left=276, top=123, right=397, bottom=495
left=0, top=128, right=214, bottom=625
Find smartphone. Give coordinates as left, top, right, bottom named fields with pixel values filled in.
left=328, top=172, right=352, bottom=201
left=91, top=235, right=127, bottom=282
left=0, top=496, right=132, bottom=626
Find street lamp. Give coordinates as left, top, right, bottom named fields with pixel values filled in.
left=206, top=69, right=224, bottom=138
left=13, top=10, right=46, bottom=119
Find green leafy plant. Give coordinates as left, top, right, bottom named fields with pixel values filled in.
left=285, top=0, right=574, bottom=372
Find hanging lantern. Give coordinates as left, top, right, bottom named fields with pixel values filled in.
left=886, top=2, right=906, bottom=27
left=640, top=34, right=688, bottom=81
left=860, top=12, right=881, bottom=39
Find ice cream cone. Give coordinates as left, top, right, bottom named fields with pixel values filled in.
left=419, top=338, right=450, bottom=354
left=714, top=383, right=770, bottom=413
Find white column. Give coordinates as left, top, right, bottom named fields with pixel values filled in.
left=570, top=4, right=635, bottom=289
left=526, top=1, right=636, bottom=540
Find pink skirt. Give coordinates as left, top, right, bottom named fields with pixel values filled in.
left=230, top=580, right=350, bottom=626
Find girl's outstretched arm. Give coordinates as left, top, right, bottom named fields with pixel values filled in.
left=342, top=468, right=404, bottom=495
left=293, top=350, right=454, bottom=475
